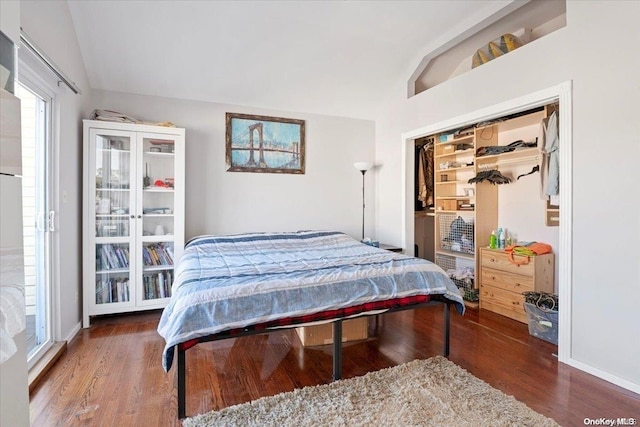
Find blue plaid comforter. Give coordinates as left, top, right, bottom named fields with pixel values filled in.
left=158, top=231, right=464, bottom=370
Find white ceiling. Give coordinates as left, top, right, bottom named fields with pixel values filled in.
left=68, top=0, right=503, bottom=120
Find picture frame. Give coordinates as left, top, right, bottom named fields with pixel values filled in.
left=225, top=112, right=305, bottom=174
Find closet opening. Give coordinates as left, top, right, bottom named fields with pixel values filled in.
left=413, top=135, right=435, bottom=262
left=403, top=82, right=572, bottom=362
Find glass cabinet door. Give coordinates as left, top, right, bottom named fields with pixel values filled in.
left=137, top=134, right=177, bottom=303
left=90, top=129, right=136, bottom=307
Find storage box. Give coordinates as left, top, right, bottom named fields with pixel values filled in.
left=443, top=200, right=458, bottom=211
left=524, top=302, right=558, bottom=345
left=439, top=133, right=454, bottom=143
left=295, top=317, right=368, bottom=347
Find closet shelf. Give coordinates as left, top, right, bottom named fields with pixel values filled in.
left=436, top=180, right=473, bottom=185
left=437, top=134, right=474, bottom=144
left=435, top=196, right=474, bottom=200
left=435, top=209, right=475, bottom=214
left=474, top=147, right=538, bottom=162
left=435, top=249, right=475, bottom=261
left=435, top=148, right=474, bottom=159
left=436, top=165, right=474, bottom=173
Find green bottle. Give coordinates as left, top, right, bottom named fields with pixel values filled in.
left=489, top=230, right=497, bottom=249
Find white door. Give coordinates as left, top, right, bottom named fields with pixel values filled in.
left=15, top=79, right=54, bottom=367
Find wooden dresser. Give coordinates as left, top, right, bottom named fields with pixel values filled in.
left=479, top=248, right=554, bottom=323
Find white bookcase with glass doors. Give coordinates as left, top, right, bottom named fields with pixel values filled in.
left=82, top=120, right=185, bottom=327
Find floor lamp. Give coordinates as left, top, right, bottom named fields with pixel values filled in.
left=354, top=162, right=373, bottom=241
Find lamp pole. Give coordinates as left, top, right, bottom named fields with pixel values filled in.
left=360, top=169, right=366, bottom=241
left=353, top=162, right=373, bottom=241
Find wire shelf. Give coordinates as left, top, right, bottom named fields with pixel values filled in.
left=438, top=213, right=475, bottom=255
left=436, top=253, right=478, bottom=302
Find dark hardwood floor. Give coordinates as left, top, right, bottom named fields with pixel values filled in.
left=30, top=306, right=639, bottom=426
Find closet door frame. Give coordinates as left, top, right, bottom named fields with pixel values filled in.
left=401, top=81, right=572, bottom=364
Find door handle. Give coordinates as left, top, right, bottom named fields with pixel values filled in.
left=48, top=210, right=56, bottom=232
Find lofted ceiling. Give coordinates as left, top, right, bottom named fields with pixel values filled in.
left=68, top=0, right=504, bottom=120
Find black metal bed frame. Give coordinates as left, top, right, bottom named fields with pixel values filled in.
left=176, top=299, right=452, bottom=419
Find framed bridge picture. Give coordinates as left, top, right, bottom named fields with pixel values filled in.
left=225, top=113, right=305, bottom=174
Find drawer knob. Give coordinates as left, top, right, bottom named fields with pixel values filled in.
left=512, top=301, right=520, bottom=305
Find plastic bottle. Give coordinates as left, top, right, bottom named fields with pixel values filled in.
left=489, top=230, right=497, bottom=249
left=498, top=228, right=506, bottom=249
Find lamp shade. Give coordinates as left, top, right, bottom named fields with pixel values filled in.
left=353, top=162, right=373, bottom=172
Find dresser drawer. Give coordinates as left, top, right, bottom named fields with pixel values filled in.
left=481, top=249, right=534, bottom=276
left=479, top=285, right=527, bottom=323
left=481, top=267, right=534, bottom=293
left=480, top=297, right=528, bottom=323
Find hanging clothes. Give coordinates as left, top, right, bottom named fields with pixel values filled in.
left=539, top=110, right=559, bottom=198
left=424, top=143, right=434, bottom=206
left=417, top=142, right=434, bottom=208
left=468, top=169, right=511, bottom=185
left=418, top=148, right=426, bottom=206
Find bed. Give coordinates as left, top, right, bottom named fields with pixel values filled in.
left=157, top=230, right=465, bottom=418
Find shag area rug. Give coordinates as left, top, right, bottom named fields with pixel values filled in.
left=183, top=356, right=558, bottom=427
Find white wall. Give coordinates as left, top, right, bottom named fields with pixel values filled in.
left=91, top=90, right=375, bottom=242
left=20, top=0, right=92, bottom=341
left=375, top=1, right=640, bottom=389
left=20, top=0, right=375, bottom=347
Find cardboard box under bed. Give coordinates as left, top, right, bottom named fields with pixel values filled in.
left=295, top=317, right=369, bottom=346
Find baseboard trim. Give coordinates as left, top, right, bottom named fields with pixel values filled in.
left=566, top=357, right=640, bottom=395
left=28, top=341, right=66, bottom=393
left=64, top=322, right=81, bottom=343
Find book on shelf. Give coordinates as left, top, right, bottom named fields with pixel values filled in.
left=143, top=270, right=173, bottom=300
left=158, top=272, right=165, bottom=298
left=157, top=245, right=170, bottom=265
left=115, top=247, right=127, bottom=268
left=152, top=246, right=160, bottom=264
left=142, top=246, right=152, bottom=265
left=165, top=246, right=174, bottom=263
left=96, top=277, right=130, bottom=304
left=101, top=245, right=116, bottom=269
left=143, top=243, right=174, bottom=266
left=99, top=244, right=129, bottom=270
